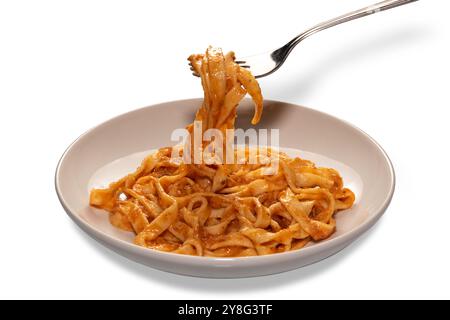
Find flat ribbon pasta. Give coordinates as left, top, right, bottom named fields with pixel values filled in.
left=89, top=47, right=355, bottom=257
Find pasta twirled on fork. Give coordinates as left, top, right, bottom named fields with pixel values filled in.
left=90, top=47, right=355, bottom=257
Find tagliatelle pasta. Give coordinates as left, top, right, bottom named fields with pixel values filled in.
left=89, top=47, right=355, bottom=257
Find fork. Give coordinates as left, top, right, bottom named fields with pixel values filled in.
left=190, top=0, right=418, bottom=78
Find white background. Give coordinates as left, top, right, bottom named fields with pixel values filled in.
left=1, top=0, right=448, bottom=299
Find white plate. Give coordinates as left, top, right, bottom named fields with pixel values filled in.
left=55, top=99, right=395, bottom=278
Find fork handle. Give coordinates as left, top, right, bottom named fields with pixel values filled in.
left=274, top=0, right=419, bottom=60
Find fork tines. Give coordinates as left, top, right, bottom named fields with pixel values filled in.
left=188, top=60, right=250, bottom=77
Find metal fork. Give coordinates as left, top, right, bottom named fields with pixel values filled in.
left=190, top=0, right=418, bottom=78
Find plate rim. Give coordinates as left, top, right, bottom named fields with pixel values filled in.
left=55, top=98, right=395, bottom=267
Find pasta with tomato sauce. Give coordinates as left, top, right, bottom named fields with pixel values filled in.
left=89, top=47, right=355, bottom=257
